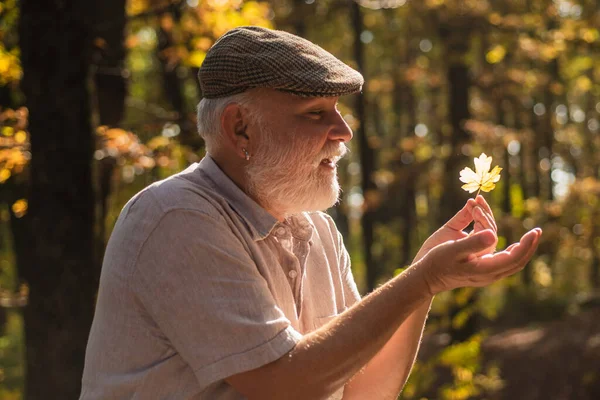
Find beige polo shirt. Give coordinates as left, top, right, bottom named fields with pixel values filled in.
left=80, top=156, right=362, bottom=399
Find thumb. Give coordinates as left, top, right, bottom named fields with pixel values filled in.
left=455, top=229, right=496, bottom=259
left=445, top=198, right=477, bottom=231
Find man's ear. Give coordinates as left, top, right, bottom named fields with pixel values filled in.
left=221, top=103, right=250, bottom=157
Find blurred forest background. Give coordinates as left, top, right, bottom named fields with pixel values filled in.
left=1, top=0, right=599, bottom=399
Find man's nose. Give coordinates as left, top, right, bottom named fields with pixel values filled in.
left=328, top=112, right=353, bottom=143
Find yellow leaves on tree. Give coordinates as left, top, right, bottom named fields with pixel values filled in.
left=459, top=153, right=502, bottom=196
left=183, top=0, right=273, bottom=67
left=125, top=0, right=272, bottom=69
left=580, top=28, right=599, bottom=44
left=11, top=199, right=27, bottom=218
left=0, top=108, right=30, bottom=183
left=95, top=126, right=156, bottom=170
left=0, top=43, right=22, bottom=86
left=0, top=112, right=183, bottom=187
left=485, top=45, right=506, bottom=64
left=127, top=0, right=150, bottom=16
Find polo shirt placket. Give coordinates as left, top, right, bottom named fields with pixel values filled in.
left=271, top=216, right=314, bottom=319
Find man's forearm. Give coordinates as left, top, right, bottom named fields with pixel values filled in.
left=340, top=249, right=438, bottom=399
left=246, top=264, right=433, bottom=399
left=342, top=297, right=433, bottom=399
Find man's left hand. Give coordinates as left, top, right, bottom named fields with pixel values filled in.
left=413, top=195, right=497, bottom=264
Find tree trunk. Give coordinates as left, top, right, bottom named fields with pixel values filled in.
left=516, top=99, right=535, bottom=200
left=19, top=2, right=96, bottom=398
left=292, top=0, right=308, bottom=37
left=509, top=102, right=533, bottom=287
left=496, top=100, right=512, bottom=215
left=439, top=22, right=479, bottom=343
left=156, top=13, right=202, bottom=150
left=91, top=0, right=127, bottom=261
left=351, top=2, right=377, bottom=291
left=438, top=43, right=471, bottom=225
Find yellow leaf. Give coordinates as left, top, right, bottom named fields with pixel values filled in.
left=14, top=130, right=27, bottom=144
left=486, top=45, right=506, bottom=64
left=187, top=50, right=206, bottom=68
left=459, top=153, right=502, bottom=195
left=489, top=13, right=502, bottom=25
left=146, top=136, right=170, bottom=151
left=11, top=199, right=28, bottom=218
left=0, top=168, right=11, bottom=183
left=581, top=28, right=599, bottom=43
left=575, top=76, right=592, bottom=93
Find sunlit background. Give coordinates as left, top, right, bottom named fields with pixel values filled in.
left=1, top=0, right=599, bottom=399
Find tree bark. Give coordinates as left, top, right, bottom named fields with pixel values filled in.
left=19, top=1, right=97, bottom=398
left=438, top=41, right=471, bottom=225
left=438, top=21, right=479, bottom=343
left=351, top=2, right=377, bottom=291
left=91, top=0, right=127, bottom=261
left=156, top=12, right=202, bottom=150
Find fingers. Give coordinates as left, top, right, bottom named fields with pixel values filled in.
left=473, top=206, right=496, bottom=233
left=492, top=230, right=542, bottom=280
left=476, top=195, right=497, bottom=231
left=455, top=229, right=497, bottom=260
left=470, top=204, right=498, bottom=256
left=477, top=228, right=542, bottom=274
left=472, top=195, right=497, bottom=233
left=510, top=228, right=541, bottom=262
left=504, top=242, right=519, bottom=252
left=518, top=228, right=542, bottom=265
left=426, top=227, right=542, bottom=293
left=445, top=198, right=477, bottom=231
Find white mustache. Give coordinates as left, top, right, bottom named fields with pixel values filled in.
left=315, top=143, right=348, bottom=164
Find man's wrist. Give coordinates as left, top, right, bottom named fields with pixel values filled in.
left=407, top=257, right=436, bottom=298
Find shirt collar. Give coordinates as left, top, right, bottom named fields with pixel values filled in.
left=196, top=155, right=278, bottom=241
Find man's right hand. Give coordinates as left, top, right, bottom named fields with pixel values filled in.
left=413, top=195, right=498, bottom=264
left=418, top=227, right=542, bottom=296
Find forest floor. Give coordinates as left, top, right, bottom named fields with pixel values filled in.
left=419, top=305, right=600, bottom=400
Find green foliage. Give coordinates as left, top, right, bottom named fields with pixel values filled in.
left=401, top=334, right=503, bottom=400
left=0, top=206, right=24, bottom=398
left=1, top=0, right=600, bottom=398
left=0, top=0, right=20, bottom=86
left=0, top=311, right=25, bottom=399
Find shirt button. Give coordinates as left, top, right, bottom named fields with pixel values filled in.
left=288, top=270, right=298, bottom=279
left=277, top=227, right=286, bottom=235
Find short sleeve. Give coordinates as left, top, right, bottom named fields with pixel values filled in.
left=131, top=209, right=302, bottom=390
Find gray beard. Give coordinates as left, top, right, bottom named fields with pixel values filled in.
left=245, top=127, right=345, bottom=218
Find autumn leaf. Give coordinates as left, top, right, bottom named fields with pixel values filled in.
left=459, top=153, right=502, bottom=196
left=11, top=198, right=27, bottom=218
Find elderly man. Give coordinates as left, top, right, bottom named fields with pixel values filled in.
left=81, top=26, right=541, bottom=399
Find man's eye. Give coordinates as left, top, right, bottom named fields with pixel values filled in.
left=309, top=110, right=323, bottom=115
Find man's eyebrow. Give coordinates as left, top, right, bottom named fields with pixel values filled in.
left=298, top=97, right=338, bottom=108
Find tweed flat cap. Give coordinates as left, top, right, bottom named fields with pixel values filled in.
left=198, top=26, right=364, bottom=99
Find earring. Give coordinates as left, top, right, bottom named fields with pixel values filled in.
left=242, top=148, right=250, bottom=161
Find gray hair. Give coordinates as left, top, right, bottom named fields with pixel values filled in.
left=196, top=90, right=260, bottom=153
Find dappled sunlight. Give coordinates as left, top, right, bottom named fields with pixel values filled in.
left=1, top=0, right=599, bottom=398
